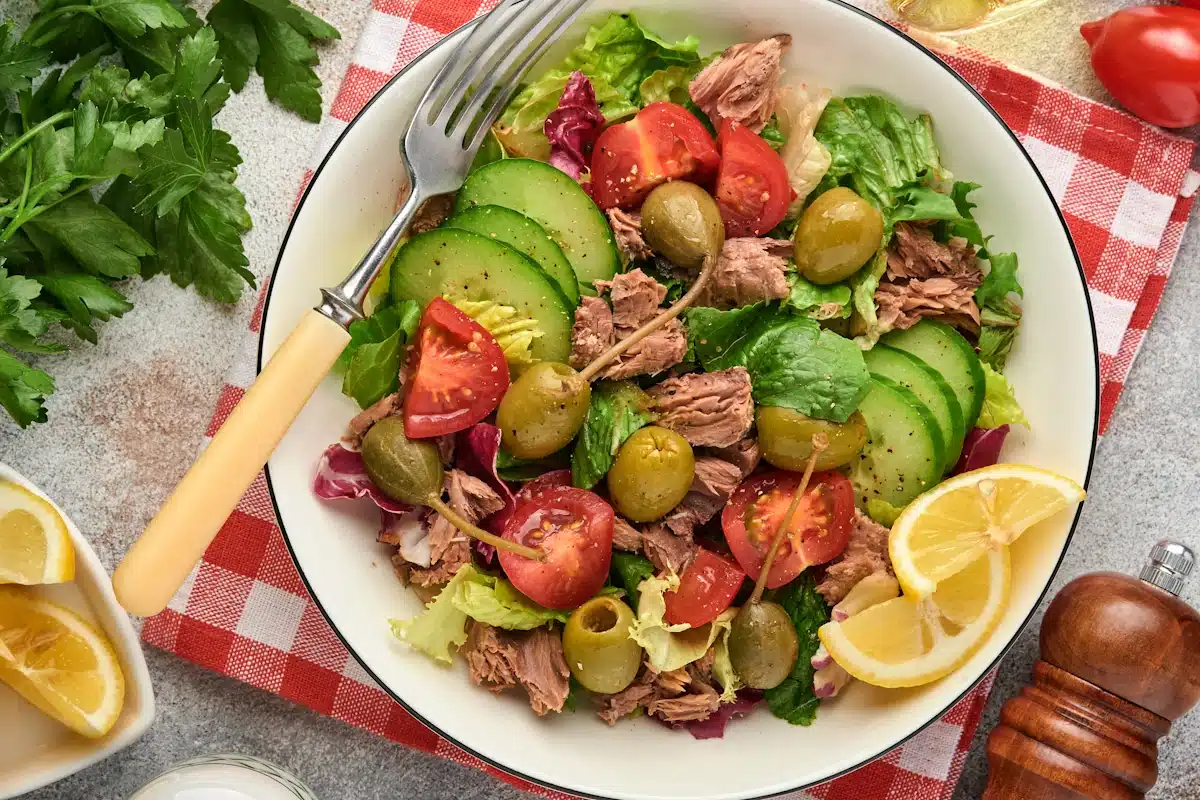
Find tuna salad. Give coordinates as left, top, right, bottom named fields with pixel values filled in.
left=314, top=12, right=1029, bottom=737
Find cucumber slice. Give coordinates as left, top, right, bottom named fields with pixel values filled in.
left=882, top=321, right=985, bottom=430
left=389, top=228, right=573, bottom=363
left=455, top=159, right=621, bottom=291
left=444, top=205, right=581, bottom=307
left=849, top=375, right=945, bottom=508
left=864, top=344, right=965, bottom=470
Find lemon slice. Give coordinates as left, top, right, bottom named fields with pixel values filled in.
left=889, top=464, right=1085, bottom=598
left=0, top=479, right=74, bottom=585
left=0, top=588, right=125, bottom=737
left=818, top=547, right=1010, bottom=687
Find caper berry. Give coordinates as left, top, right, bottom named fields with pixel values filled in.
left=756, top=407, right=869, bottom=471
left=641, top=181, right=726, bottom=269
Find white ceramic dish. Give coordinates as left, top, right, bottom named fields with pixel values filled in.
left=261, top=2, right=1098, bottom=798
left=0, top=464, right=155, bottom=799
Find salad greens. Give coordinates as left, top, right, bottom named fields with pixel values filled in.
left=977, top=363, right=1028, bottom=428
left=976, top=251, right=1024, bottom=370
left=571, top=380, right=655, bottom=490
left=866, top=498, right=905, bottom=527
left=610, top=551, right=655, bottom=612
left=764, top=573, right=829, bottom=726
left=629, top=571, right=736, bottom=672
left=0, top=2, right=338, bottom=427
left=786, top=274, right=851, bottom=320
left=687, top=303, right=870, bottom=423
left=340, top=299, right=420, bottom=409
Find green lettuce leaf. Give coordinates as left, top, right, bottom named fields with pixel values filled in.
left=977, top=363, right=1029, bottom=428
left=611, top=551, right=655, bottom=611
left=561, top=13, right=700, bottom=100
left=389, top=565, right=474, bottom=665
left=638, top=64, right=695, bottom=106
left=571, top=380, right=654, bottom=489
left=975, top=252, right=1023, bottom=371
left=764, top=573, right=829, bottom=725
left=786, top=275, right=851, bottom=320
left=712, top=624, right=742, bottom=702
left=687, top=303, right=870, bottom=422
left=849, top=250, right=889, bottom=348
left=629, top=572, right=736, bottom=672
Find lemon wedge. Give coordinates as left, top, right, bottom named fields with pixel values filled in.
left=889, top=464, right=1085, bottom=598
left=818, top=547, right=1010, bottom=688
left=0, top=588, right=125, bottom=737
left=0, top=479, right=74, bottom=586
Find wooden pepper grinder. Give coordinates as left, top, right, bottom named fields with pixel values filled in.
left=984, top=540, right=1200, bottom=799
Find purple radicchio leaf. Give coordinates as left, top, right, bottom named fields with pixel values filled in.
left=684, top=690, right=763, bottom=740
left=313, top=443, right=410, bottom=513
left=454, top=423, right=517, bottom=563
left=952, top=425, right=1011, bottom=475
left=545, top=71, right=605, bottom=181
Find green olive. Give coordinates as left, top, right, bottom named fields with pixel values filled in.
left=360, top=417, right=443, bottom=505
left=607, top=426, right=695, bottom=522
left=562, top=595, right=643, bottom=694
left=497, top=362, right=592, bottom=460
left=640, top=181, right=726, bottom=269
left=794, top=187, right=883, bottom=285
left=756, top=407, right=869, bottom=471
left=727, top=601, right=799, bottom=690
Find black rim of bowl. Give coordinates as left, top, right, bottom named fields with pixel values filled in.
left=259, top=3, right=1100, bottom=797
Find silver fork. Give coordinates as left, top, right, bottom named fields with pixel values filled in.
left=112, top=0, right=593, bottom=617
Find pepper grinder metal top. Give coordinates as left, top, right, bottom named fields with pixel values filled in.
left=1139, top=540, right=1195, bottom=597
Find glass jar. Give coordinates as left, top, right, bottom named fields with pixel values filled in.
left=130, top=755, right=317, bottom=800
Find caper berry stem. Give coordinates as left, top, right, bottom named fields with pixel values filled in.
left=749, top=433, right=830, bottom=604
left=578, top=254, right=717, bottom=383
left=425, top=496, right=544, bottom=561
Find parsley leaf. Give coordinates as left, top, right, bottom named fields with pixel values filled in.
left=0, top=347, right=54, bottom=428
left=90, top=0, right=189, bottom=40
left=31, top=194, right=154, bottom=278
left=0, top=21, right=50, bottom=93
left=209, top=0, right=339, bottom=121
left=38, top=272, right=133, bottom=344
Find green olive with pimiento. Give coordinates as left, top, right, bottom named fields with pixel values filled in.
left=497, top=361, right=592, bottom=460
left=607, top=426, right=695, bottom=522
left=360, top=417, right=443, bottom=505
left=794, top=187, right=883, bottom=285
left=562, top=595, right=643, bottom=694
left=640, top=181, right=726, bottom=269
left=728, top=601, right=799, bottom=690
left=756, top=407, right=869, bottom=471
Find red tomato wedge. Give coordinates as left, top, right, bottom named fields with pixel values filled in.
left=664, top=549, right=745, bottom=627
left=714, top=120, right=792, bottom=237
left=722, top=470, right=854, bottom=589
left=499, top=487, right=614, bottom=609
left=590, top=102, right=720, bottom=210
left=488, top=469, right=574, bottom=535
left=403, top=298, right=509, bottom=438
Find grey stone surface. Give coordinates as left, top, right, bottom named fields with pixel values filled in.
left=1, top=1, right=1198, bottom=798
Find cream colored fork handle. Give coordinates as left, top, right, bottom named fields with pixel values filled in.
left=112, top=310, right=351, bottom=617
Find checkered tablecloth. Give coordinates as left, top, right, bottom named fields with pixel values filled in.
left=142, top=2, right=1198, bottom=798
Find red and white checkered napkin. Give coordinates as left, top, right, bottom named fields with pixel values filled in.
left=141, top=3, right=1198, bottom=798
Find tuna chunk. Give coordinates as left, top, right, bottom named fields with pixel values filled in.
left=816, top=510, right=893, bottom=605
left=661, top=454, right=744, bottom=539
left=595, top=653, right=724, bottom=725
left=689, top=35, right=792, bottom=133
left=648, top=367, right=755, bottom=448
left=612, top=516, right=644, bottom=552
left=710, top=438, right=761, bottom=477
left=875, top=223, right=983, bottom=334
left=570, top=270, right=687, bottom=378
left=698, top=238, right=793, bottom=309
left=408, top=470, right=504, bottom=587
left=410, top=193, right=455, bottom=234
left=596, top=669, right=656, bottom=725
left=642, top=523, right=697, bottom=574
left=343, top=392, right=401, bottom=447
left=607, top=208, right=653, bottom=264
left=463, top=623, right=571, bottom=715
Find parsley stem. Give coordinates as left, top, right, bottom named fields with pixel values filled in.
left=22, top=6, right=95, bottom=48
left=0, top=111, right=72, bottom=170
left=0, top=180, right=100, bottom=244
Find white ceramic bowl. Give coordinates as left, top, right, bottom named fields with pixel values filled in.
left=261, top=2, right=1097, bottom=797
left=0, top=464, right=155, bottom=799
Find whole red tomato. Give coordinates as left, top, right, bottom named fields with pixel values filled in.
left=1080, top=6, right=1200, bottom=128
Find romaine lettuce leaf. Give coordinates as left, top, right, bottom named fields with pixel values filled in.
left=629, top=572, right=736, bottom=672
left=977, top=363, right=1029, bottom=428
left=686, top=303, right=870, bottom=422
left=449, top=297, right=543, bottom=366
left=849, top=250, right=889, bottom=348
left=611, top=551, right=656, bottom=611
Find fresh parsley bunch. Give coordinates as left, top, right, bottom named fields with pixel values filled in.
left=0, top=0, right=338, bottom=427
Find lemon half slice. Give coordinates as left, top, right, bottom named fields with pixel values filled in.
left=0, top=588, right=125, bottom=737
left=0, top=479, right=74, bottom=585
left=889, top=464, right=1084, bottom=598
left=818, top=547, right=1009, bottom=688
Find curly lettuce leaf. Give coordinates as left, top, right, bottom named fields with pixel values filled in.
left=977, top=363, right=1029, bottom=429
left=849, top=250, right=889, bottom=349
left=449, top=297, right=543, bottom=366
left=389, top=566, right=474, bottom=665
left=976, top=252, right=1023, bottom=370
left=629, top=572, right=736, bottom=672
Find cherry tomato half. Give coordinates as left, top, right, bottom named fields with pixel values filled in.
left=403, top=298, right=509, bottom=439
left=499, top=487, right=614, bottom=609
left=722, top=470, right=854, bottom=589
left=1080, top=7, right=1200, bottom=129
left=714, top=120, right=792, bottom=238
left=664, top=549, right=745, bottom=627
left=590, top=102, right=720, bottom=210
left=486, top=469, right=574, bottom=535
